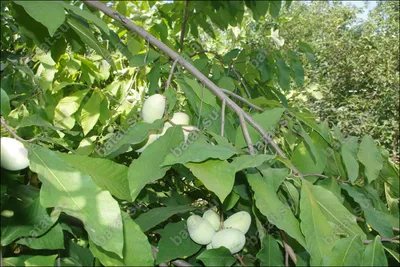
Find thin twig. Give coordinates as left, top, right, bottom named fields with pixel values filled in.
left=285, top=251, right=289, bottom=267
left=1, top=117, right=36, bottom=142
left=189, top=50, right=224, bottom=62
left=229, top=63, right=251, bottom=98
left=235, top=254, right=246, bottom=266
left=363, top=236, right=399, bottom=244
left=239, top=113, right=255, bottom=155
left=357, top=217, right=400, bottom=232
left=178, top=0, right=189, bottom=52
left=165, top=58, right=179, bottom=91
left=221, top=99, right=226, bottom=137
left=197, top=83, right=204, bottom=127
left=82, top=0, right=304, bottom=177
left=221, top=89, right=263, bottom=112
left=280, top=230, right=297, bottom=265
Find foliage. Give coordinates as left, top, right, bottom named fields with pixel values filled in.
left=0, top=1, right=399, bottom=266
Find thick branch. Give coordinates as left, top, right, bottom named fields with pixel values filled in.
left=221, top=89, right=263, bottom=112
left=82, top=0, right=301, bottom=176
left=178, top=0, right=189, bottom=52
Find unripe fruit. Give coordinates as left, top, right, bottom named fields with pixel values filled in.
left=182, top=126, right=198, bottom=142
left=211, top=228, right=246, bottom=254
left=135, top=130, right=159, bottom=153
left=142, top=94, right=166, bottom=123
left=187, top=215, right=216, bottom=245
left=107, top=126, right=114, bottom=133
left=203, top=210, right=220, bottom=231
left=171, top=112, right=190, bottom=126
left=223, top=211, right=251, bottom=234
left=1, top=137, right=30, bottom=171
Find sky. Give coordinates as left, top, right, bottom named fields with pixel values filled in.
left=344, top=1, right=378, bottom=21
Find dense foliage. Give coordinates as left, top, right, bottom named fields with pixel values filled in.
left=0, top=1, right=399, bottom=266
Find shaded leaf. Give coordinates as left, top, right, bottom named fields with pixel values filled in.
left=321, top=235, right=364, bottom=266
left=361, top=236, right=388, bottom=266
left=16, top=223, right=64, bottom=250
left=81, top=91, right=102, bottom=135
left=197, top=247, right=236, bottom=266
left=256, top=235, right=284, bottom=266
left=341, top=137, right=359, bottom=182
left=358, top=135, right=383, bottom=183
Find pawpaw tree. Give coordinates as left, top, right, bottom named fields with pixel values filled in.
left=0, top=1, right=399, bottom=266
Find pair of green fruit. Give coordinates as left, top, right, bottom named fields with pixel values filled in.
left=187, top=210, right=251, bottom=254
left=136, top=94, right=197, bottom=152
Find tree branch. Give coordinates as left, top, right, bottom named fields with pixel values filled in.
left=357, top=217, right=400, bottom=232
left=221, top=99, right=226, bottom=137
left=280, top=230, right=297, bottom=265
left=239, top=113, right=255, bottom=155
left=1, top=117, right=36, bottom=143
left=221, top=89, right=263, bottom=112
left=165, top=58, right=179, bottom=91
left=82, top=0, right=302, bottom=177
left=229, top=63, right=251, bottom=98
left=178, top=0, right=189, bottom=52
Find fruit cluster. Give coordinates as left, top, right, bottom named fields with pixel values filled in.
left=187, top=210, right=251, bottom=254
left=136, top=94, right=197, bottom=152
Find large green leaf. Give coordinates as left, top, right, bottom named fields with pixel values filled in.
left=256, top=235, right=284, bottom=266
left=162, top=142, right=238, bottom=166
left=292, top=132, right=328, bottom=175
left=54, top=89, right=90, bottom=125
left=1, top=197, right=57, bottom=246
left=357, top=135, right=383, bottom=183
left=361, top=236, right=388, bottom=266
left=183, top=77, right=218, bottom=107
left=300, top=180, right=335, bottom=266
left=275, top=53, right=290, bottom=90
left=341, top=184, right=393, bottom=238
left=66, top=240, right=95, bottom=267
left=135, top=205, right=196, bottom=232
left=81, top=91, right=102, bottom=135
left=185, top=159, right=236, bottom=202
left=15, top=1, right=65, bottom=37
left=247, top=169, right=306, bottom=248
left=128, top=126, right=184, bottom=201
left=28, top=145, right=123, bottom=257
left=257, top=166, right=289, bottom=192
left=58, top=153, right=131, bottom=201
left=321, top=235, right=364, bottom=266
left=1, top=88, right=11, bottom=116
left=155, top=221, right=202, bottom=264
left=341, top=137, right=359, bottom=182
left=197, top=247, right=236, bottom=266
left=61, top=2, right=110, bottom=34
left=16, top=223, right=64, bottom=250
left=231, top=154, right=275, bottom=172
left=66, top=17, right=115, bottom=69
left=25, top=255, right=58, bottom=266
left=308, top=184, right=366, bottom=239
left=235, top=108, right=286, bottom=149
left=89, top=212, right=154, bottom=266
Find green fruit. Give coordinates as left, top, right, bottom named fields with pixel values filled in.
left=182, top=126, right=198, bottom=142
left=223, top=211, right=251, bottom=234
left=107, top=126, right=114, bottom=133
left=211, top=228, right=246, bottom=254
left=142, top=94, right=166, bottom=123
left=171, top=112, right=190, bottom=125
left=1, top=137, right=29, bottom=171
left=203, top=210, right=220, bottom=231
left=187, top=215, right=216, bottom=245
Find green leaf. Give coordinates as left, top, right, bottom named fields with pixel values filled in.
left=231, top=154, right=275, bottom=172
left=317, top=177, right=344, bottom=203
left=256, top=235, right=284, bottom=266
left=275, top=53, right=290, bottom=90
left=287, top=51, right=304, bottom=86
left=135, top=205, right=196, bottom=232
left=163, top=142, right=238, bottom=166
left=184, top=77, right=217, bottom=107
left=341, top=137, right=359, bottom=182
left=300, top=180, right=335, bottom=266
left=89, top=212, right=154, bottom=266
left=247, top=169, right=306, bottom=248
left=54, top=89, right=90, bottom=124
left=66, top=17, right=115, bottom=69
left=361, top=236, right=388, bottom=266
left=235, top=108, right=286, bottom=149
left=165, top=86, right=177, bottom=113
left=61, top=2, right=110, bottom=35
left=127, top=35, right=142, bottom=56
left=308, top=183, right=366, bottom=239
left=321, top=235, right=364, bottom=266
left=185, top=159, right=235, bottom=202
left=28, top=145, right=123, bottom=257
left=197, top=247, right=236, bottom=266
left=16, top=223, right=64, bottom=250
left=58, top=153, right=131, bottom=201
left=24, top=255, right=58, bottom=266
left=291, top=132, right=328, bottom=175
left=155, top=221, right=202, bottom=264
left=222, top=191, right=240, bottom=211
left=269, top=0, right=282, bottom=18
left=81, top=91, right=102, bottom=135
left=218, top=76, right=236, bottom=91
left=67, top=240, right=94, bottom=267
left=103, top=120, right=164, bottom=157
left=128, top=126, right=184, bottom=201
left=1, top=88, right=11, bottom=116
left=358, top=135, right=383, bottom=183
left=15, top=1, right=65, bottom=37
left=300, top=127, right=318, bottom=163
left=294, top=112, right=331, bottom=143
left=257, top=166, right=289, bottom=191
left=1, top=197, right=57, bottom=246
left=341, top=184, right=393, bottom=238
